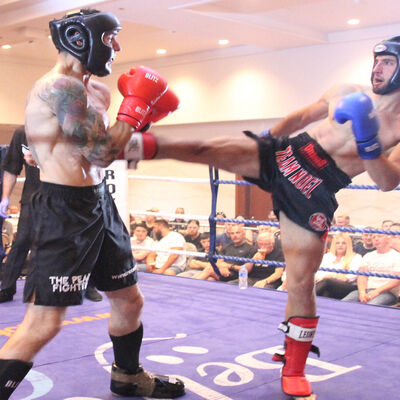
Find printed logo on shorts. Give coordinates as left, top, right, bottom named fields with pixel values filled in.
left=309, top=213, right=328, bottom=232
left=49, top=273, right=90, bottom=293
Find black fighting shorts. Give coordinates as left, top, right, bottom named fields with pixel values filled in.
left=24, top=180, right=137, bottom=306
left=244, top=132, right=351, bottom=238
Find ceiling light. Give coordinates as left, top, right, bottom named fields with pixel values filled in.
left=218, top=39, right=229, bottom=45
left=2, top=44, right=11, bottom=49
left=156, top=48, right=167, bottom=55
left=347, top=18, right=360, bottom=25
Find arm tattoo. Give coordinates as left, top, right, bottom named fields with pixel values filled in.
left=39, top=76, right=120, bottom=165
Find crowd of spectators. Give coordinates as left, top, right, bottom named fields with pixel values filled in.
left=128, top=209, right=400, bottom=308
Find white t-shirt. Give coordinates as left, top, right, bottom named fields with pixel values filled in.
left=361, top=249, right=400, bottom=295
left=131, top=236, right=154, bottom=250
left=316, top=253, right=362, bottom=283
left=130, top=236, right=154, bottom=262
left=153, top=231, right=186, bottom=271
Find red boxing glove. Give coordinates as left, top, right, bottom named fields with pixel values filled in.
left=117, top=66, right=168, bottom=129
left=137, top=87, right=180, bottom=132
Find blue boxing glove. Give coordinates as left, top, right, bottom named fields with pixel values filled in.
left=334, top=92, right=381, bottom=160
left=0, top=198, right=9, bottom=219
left=259, top=129, right=271, bottom=138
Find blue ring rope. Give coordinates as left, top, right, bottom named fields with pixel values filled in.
left=207, top=171, right=400, bottom=281
left=208, top=167, right=222, bottom=277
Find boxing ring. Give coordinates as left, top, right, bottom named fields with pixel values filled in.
left=0, top=274, right=398, bottom=400
left=1, top=167, right=399, bottom=399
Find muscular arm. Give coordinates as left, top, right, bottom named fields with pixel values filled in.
left=1, top=171, right=17, bottom=199
left=40, top=76, right=131, bottom=167
left=155, top=135, right=260, bottom=178
left=363, top=144, right=400, bottom=191
left=270, top=97, right=329, bottom=137
left=270, top=84, right=360, bottom=137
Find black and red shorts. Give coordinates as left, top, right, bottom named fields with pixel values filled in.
left=244, top=132, right=351, bottom=238
left=24, top=180, right=137, bottom=306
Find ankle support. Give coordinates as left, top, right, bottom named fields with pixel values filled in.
left=0, top=359, right=33, bottom=400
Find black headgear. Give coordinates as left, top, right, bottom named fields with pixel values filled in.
left=372, top=36, right=400, bottom=94
left=49, top=10, right=121, bottom=77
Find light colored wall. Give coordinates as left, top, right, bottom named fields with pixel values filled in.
left=1, top=37, right=399, bottom=226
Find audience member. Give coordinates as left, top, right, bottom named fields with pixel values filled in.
left=216, top=218, right=234, bottom=250
left=178, top=233, right=211, bottom=278
left=235, top=215, right=255, bottom=245
left=342, top=233, right=400, bottom=306
left=381, top=219, right=394, bottom=231
left=146, top=219, right=186, bottom=275
left=249, top=232, right=285, bottom=289
left=353, top=228, right=376, bottom=256
left=215, top=211, right=227, bottom=235
left=390, top=222, right=400, bottom=252
left=145, top=207, right=159, bottom=240
left=184, top=219, right=203, bottom=250
left=267, top=209, right=278, bottom=223
left=195, top=225, right=257, bottom=282
left=130, top=222, right=154, bottom=270
left=170, top=207, right=187, bottom=233
left=334, top=214, right=353, bottom=228
left=315, top=233, right=362, bottom=299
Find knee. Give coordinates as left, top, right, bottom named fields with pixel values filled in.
left=286, top=273, right=315, bottom=297
left=122, top=290, right=144, bottom=317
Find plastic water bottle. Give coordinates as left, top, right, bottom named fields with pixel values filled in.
left=238, top=265, right=248, bottom=289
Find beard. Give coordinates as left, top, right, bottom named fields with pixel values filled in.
left=155, top=231, right=163, bottom=241
left=371, top=72, right=390, bottom=94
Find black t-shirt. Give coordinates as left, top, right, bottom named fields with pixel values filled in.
left=353, top=241, right=376, bottom=257
left=249, top=240, right=285, bottom=280
left=184, top=234, right=203, bottom=251
left=2, top=127, right=40, bottom=204
left=221, top=242, right=257, bottom=264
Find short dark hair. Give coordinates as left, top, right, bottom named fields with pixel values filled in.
left=134, top=222, right=149, bottom=232
left=200, top=232, right=210, bottom=240
left=155, top=218, right=169, bottom=228
left=187, top=219, right=200, bottom=226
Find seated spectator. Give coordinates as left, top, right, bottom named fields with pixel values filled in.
left=146, top=219, right=186, bottom=275
left=184, top=219, right=203, bottom=251
left=215, top=212, right=227, bottom=235
left=178, top=233, right=211, bottom=278
left=390, top=222, right=400, bottom=252
left=353, top=228, right=376, bottom=256
left=249, top=232, right=285, bottom=289
left=145, top=207, right=159, bottom=240
left=170, top=207, right=187, bottom=233
left=267, top=209, right=278, bottom=223
left=334, top=214, right=353, bottom=228
left=216, top=217, right=234, bottom=250
left=342, top=233, right=400, bottom=306
left=235, top=215, right=255, bottom=245
left=315, top=233, right=362, bottom=299
left=195, top=225, right=257, bottom=282
left=381, top=219, right=394, bottom=231
left=130, top=222, right=154, bottom=271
